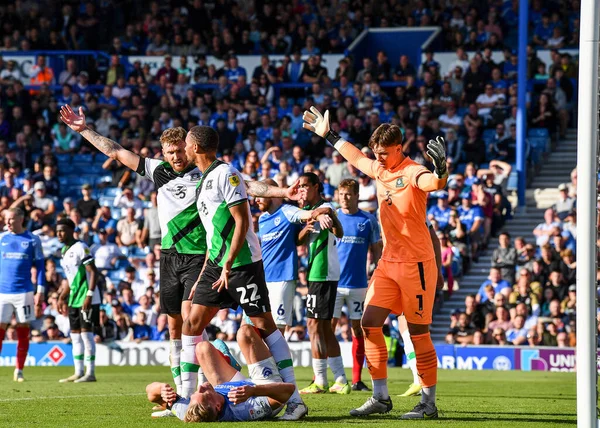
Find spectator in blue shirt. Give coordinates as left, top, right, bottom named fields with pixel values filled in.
left=502, top=53, right=518, bottom=81
left=98, top=85, right=119, bottom=112
left=151, top=314, right=169, bottom=341
left=256, top=115, right=274, bottom=143
left=133, top=311, right=152, bottom=341
left=428, top=191, right=452, bottom=229
left=224, top=56, right=247, bottom=83
left=533, top=14, right=554, bottom=46
left=458, top=195, right=485, bottom=257
left=477, top=267, right=511, bottom=302
left=289, top=146, right=309, bottom=175
left=121, top=288, right=140, bottom=317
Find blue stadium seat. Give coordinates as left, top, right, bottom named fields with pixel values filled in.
left=507, top=171, right=518, bottom=192
left=98, top=196, right=114, bottom=207
left=107, top=269, right=124, bottom=284
left=56, top=154, right=71, bottom=163
left=482, top=129, right=496, bottom=141
left=527, top=128, right=549, bottom=138
left=94, top=154, right=109, bottom=164
left=102, top=187, right=119, bottom=198
left=73, top=154, right=93, bottom=163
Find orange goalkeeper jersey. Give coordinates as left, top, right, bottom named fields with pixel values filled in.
left=337, top=142, right=447, bottom=263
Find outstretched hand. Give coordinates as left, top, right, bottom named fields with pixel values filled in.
left=60, top=105, right=87, bottom=132
left=286, top=179, right=308, bottom=202
left=427, top=136, right=448, bottom=179
left=302, top=106, right=331, bottom=139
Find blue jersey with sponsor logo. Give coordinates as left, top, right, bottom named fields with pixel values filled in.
left=214, top=380, right=273, bottom=422
left=427, top=205, right=452, bottom=229
left=457, top=205, right=484, bottom=232
left=171, top=379, right=272, bottom=422
left=257, top=204, right=302, bottom=282
left=336, top=209, right=381, bottom=289
left=0, top=231, right=45, bottom=294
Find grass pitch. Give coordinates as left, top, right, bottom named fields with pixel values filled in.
left=0, top=366, right=575, bottom=427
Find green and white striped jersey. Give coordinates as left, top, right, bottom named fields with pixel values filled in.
left=137, top=157, right=206, bottom=255
left=60, top=241, right=101, bottom=308
left=195, top=160, right=262, bottom=268
left=301, top=200, right=340, bottom=282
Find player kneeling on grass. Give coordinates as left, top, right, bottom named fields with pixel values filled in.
left=146, top=324, right=295, bottom=422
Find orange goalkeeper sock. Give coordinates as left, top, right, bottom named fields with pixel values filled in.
left=411, top=332, right=437, bottom=388
left=363, top=326, right=388, bottom=381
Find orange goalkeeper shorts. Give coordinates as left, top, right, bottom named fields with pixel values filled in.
left=365, top=258, right=437, bottom=324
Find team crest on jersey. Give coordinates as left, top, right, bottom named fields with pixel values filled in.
left=21, top=241, right=29, bottom=249
left=274, top=217, right=281, bottom=226
left=190, top=173, right=201, bottom=181
left=228, top=174, right=240, bottom=187
left=396, top=177, right=406, bottom=188
left=357, top=222, right=366, bottom=231
left=205, top=180, right=213, bottom=190
left=171, top=184, right=187, bottom=199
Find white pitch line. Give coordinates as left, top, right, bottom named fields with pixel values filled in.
left=0, top=392, right=145, bottom=402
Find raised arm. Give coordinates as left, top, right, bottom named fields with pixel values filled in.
left=60, top=105, right=140, bottom=171
left=415, top=136, right=449, bottom=191
left=302, top=106, right=377, bottom=178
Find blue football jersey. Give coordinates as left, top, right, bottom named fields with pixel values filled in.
left=427, top=205, right=452, bottom=229
left=0, top=231, right=45, bottom=294
left=171, top=380, right=273, bottom=422
left=215, top=380, right=273, bottom=422
left=336, top=209, right=381, bottom=289
left=257, top=204, right=302, bottom=282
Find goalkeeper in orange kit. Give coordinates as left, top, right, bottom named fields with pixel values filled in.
left=303, top=107, right=448, bottom=419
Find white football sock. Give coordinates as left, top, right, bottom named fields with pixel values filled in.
left=312, top=358, right=328, bottom=387
left=264, top=330, right=302, bottom=403
left=372, top=378, right=389, bottom=400
left=170, top=339, right=182, bottom=395
left=70, top=333, right=84, bottom=376
left=327, top=356, right=347, bottom=384
left=402, top=329, right=419, bottom=384
left=81, top=332, right=95, bottom=376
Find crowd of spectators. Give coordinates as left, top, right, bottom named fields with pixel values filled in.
left=0, top=0, right=581, bottom=55
left=0, top=0, right=582, bottom=346
left=445, top=168, right=586, bottom=348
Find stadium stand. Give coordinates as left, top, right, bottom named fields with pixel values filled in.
left=0, top=0, right=582, bottom=349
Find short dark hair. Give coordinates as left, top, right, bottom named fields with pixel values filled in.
left=300, top=172, right=323, bottom=193
left=56, top=218, right=76, bottom=230
left=188, top=126, right=219, bottom=153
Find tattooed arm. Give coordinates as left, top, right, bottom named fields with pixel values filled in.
left=60, top=105, right=140, bottom=171
left=244, top=179, right=306, bottom=201
left=245, top=180, right=287, bottom=198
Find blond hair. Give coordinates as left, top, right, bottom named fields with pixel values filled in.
left=184, top=402, right=218, bottom=423
left=159, top=127, right=187, bottom=147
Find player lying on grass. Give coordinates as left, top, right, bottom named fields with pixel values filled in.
left=146, top=324, right=295, bottom=422
left=60, top=106, right=306, bottom=418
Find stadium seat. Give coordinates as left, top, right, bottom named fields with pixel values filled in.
left=56, top=154, right=71, bottom=164
left=102, top=187, right=119, bottom=198
left=73, top=154, right=93, bottom=164
left=506, top=171, right=519, bottom=192
left=527, top=128, right=550, bottom=139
